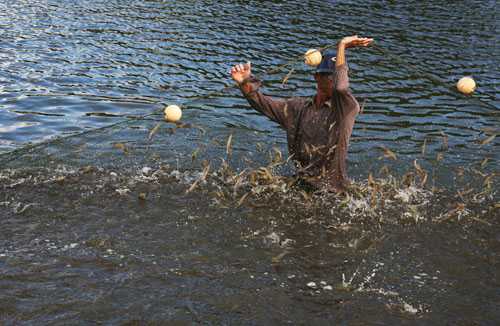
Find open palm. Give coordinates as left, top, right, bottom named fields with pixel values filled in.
left=230, top=62, right=251, bottom=84
left=341, top=35, right=374, bottom=48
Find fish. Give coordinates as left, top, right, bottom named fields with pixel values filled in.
left=201, top=163, right=211, bottom=181
left=191, top=148, right=200, bottom=162
left=282, top=69, right=295, bottom=86
left=271, top=147, right=283, bottom=162
left=483, top=174, right=494, bottom=189
left=300, top=190, right=311, bottom=201
left=186, top=179, right=200, bottom=194
left=479, top=134, right=496, bottom=146
left=379, top=146, right=397, bottom=160
left=480, top=158, right=489, bottom=168
left=379, top=165, right=390, bottom=176
left=272, top=249, right=291, bottom=264
left=421, top=138, right=427, bottom=156
left=233, top=169, right=249, bottom=194
left=438, top=202, right=466, bottom=223
left=113, top=142, right=129, bottom=154
left=147, top=122, right=162, bottom=141
left=456, top=188, right=474, bottom=201
left=185, top=164, right=210, bottom=194
left=226, top=134, right=233, bottom=157
left=236, top=192, right=250, bottom=207
left=368, top=173, right=375, bottom=187
left=413, top=160, right=428, bottom=187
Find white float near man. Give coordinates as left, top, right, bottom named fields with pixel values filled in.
left=164, top=105, right=182, bottom=122
left=457, top=76, right=476, bottom=95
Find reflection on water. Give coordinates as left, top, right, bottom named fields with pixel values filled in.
left=0, top=0, right=499, bottom=324
left=0, top=121, right=38, bottom=133
left=0, top=0, right=498, bottom=163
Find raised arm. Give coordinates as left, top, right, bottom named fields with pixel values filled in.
left=230, top=62, right=296, bottom=130
left=327, top=36, right=374, bottom=192
left=336, top=35, right=373, bottom=67
left=334, top=35, right=374, bottom=92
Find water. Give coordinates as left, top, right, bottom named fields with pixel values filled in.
left=0, top=0, right=499, bottom=324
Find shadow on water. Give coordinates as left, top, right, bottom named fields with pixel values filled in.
left=0, top=0, right=499, bottom=324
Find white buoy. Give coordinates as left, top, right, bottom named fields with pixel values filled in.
left=457, top=76, right=476, bottom=95
left=164, top=105, right=182, bottom=122
left=304, top=49, right=322, bottom=67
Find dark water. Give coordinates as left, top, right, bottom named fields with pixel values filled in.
left=1, top=0, right=499, bottom=324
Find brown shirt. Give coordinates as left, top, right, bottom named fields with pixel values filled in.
left=238, top=63, right=360, bottom=192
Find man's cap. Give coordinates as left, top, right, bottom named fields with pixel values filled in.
left=316, top=50, right=336, bottom=74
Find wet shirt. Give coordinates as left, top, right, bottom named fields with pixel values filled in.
left=238, top=63, right=360, bottom=191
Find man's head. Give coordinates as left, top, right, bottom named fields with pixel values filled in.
left=316, top=50, right=336, bottom=74
left=314, top=51, right=335, bottom=96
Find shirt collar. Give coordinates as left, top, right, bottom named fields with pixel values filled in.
left=312, top=95, right=331, bottom=109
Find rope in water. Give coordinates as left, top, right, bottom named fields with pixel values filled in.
left=0, top=47, right=304, bottom=164
left=1, top=42, right=497, bottom=164
left=183, top=42, right=339, bottom=103
left=187, top=42, right=498, bottom=111
left=0, top=112, right=159, bottom=164
left=0, top=43, right=336, bottom=165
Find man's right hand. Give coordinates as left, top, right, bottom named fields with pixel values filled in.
left=230, top=62, right=251, bottom=84
left=339, top=35, right=373, bottom=49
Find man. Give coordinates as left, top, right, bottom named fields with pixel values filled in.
left=230, top=35, right=373, bottom=192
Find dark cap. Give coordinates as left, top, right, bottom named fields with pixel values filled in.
left=316, top=50, right=336, bottom=74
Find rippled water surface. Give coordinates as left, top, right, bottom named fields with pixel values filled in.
left=1, top=0, right=499, bottom=324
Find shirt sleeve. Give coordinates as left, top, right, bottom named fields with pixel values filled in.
left=333, top=63, right=350, bottom=93
left=238, top=76, right=296, bottom=130
left=327, top=63, right=360, bottom=191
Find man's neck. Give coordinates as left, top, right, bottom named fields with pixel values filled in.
left=315, top=92, right=331, bottom=108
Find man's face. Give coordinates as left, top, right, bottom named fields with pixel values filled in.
left=314, top=73, right=333, bottom=95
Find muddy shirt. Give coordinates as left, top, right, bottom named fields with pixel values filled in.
left=238, top=63, right=360, bottom=191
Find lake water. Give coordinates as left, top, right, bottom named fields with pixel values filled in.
left=0, top=0, right=499, bottom=324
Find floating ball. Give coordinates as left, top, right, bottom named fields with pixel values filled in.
left=304, top=49, right=322, bottom=67
left=164, top=105, right=182, bottom=122
left=457, top=76, right=476, bottom=95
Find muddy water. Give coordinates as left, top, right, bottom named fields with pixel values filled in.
left=0, top=162, right=498, bottom=324
left=0, top=0, right=499, bottom=324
